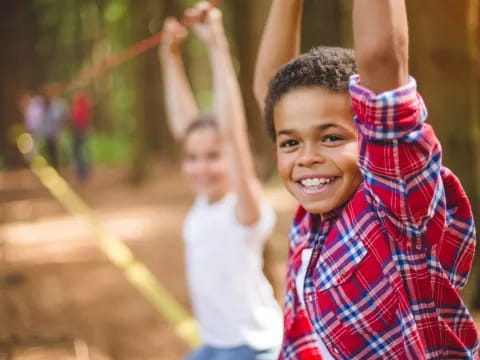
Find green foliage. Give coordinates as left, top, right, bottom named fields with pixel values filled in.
left=55, top=130, right=131, bottom=166
left=88, top=133, right=131, bottom=163
left=104, top=1, right=127, bottom=24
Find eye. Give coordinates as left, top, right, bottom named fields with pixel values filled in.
left=184, top=153, right=196, bottom=161
left=207, top=151, right=220, bottom=160
left=323, top=135, right=344, bottom=143
left=279, top=139, right=299, bottom=148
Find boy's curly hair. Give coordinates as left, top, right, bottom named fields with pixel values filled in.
left=264, top=46, right=357, bottom=141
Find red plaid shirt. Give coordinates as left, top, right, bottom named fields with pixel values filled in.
left=280, top=76, right=479, bottom=359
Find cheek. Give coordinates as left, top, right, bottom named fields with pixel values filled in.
left=333, top=143, right=360, bottom=174
left=182, top=158, right=203, bottom=178
left=181, top=160, right=193, bottom=176
left=210, top=157, right=228, bottom=178
left=276, top=153, right=293, bottom=181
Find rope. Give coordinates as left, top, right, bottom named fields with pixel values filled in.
left=67, top=0, right=223, bottom=92
left=15, top=0, right=226, bottom=348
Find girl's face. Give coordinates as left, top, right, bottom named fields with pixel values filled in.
left=182, top=127, right=230, bottom=203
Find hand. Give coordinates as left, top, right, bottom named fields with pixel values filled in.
left=185, top=2, right=226, bottom=48
left=161, top=17, right=187, bottom=55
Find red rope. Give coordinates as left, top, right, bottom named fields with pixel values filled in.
left=67, top=0, right=223, bottom=92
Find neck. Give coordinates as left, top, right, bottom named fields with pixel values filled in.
left=207, top=191, right=228, bottom=204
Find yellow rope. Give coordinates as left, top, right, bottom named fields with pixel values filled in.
left=16, top=133, right=201, bottom=348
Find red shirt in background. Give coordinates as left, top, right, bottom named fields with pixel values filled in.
left=71, top=93, right=92, bottom=132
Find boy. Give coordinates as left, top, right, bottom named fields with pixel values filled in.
left=254, top=0, right=479, bottom=359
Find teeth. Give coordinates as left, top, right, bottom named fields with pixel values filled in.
left=300, top=177, right=334, bottom=187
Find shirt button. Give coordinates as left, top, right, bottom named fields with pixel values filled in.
left=333, top=347, right=340, bottom=354
left=339, top=269, right=346, bottom=277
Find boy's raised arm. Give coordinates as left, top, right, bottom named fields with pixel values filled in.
left=353, top=0, right=409, bottom=93
left=159, top=18, right=199, bottom=140
left=254, top=0, right=303, bottom=111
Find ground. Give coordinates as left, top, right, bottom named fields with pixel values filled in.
left=1, top=162, right=479, bottom=360
left=0, top=162, right=297, bottom=360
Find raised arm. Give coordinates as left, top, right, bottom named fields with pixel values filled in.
left=189, top=3, right=262, bottom=225
left=159, top=18, right=199, bottom=140
left=254, top=0, right=303, bottom=111
left=350, top=0, right=440, bottom=229
left=353, top=0, right=409, bottom=93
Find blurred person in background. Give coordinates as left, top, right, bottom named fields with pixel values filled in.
left=41, top=83, right=68, bottom=169
left=23, top=90, right=45, bottom=157
left=71, top=91, right=92, bottom=181
left=159, top=3, right=282, bottom=360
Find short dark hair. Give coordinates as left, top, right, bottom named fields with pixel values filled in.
left=183, top=113, right=218, bottom=138
left=264, top=46, right=357, bottom=141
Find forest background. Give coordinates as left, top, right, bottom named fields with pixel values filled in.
left=1, top=0, right=480, bottom=356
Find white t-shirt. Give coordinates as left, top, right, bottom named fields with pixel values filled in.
left=183, top=193, right=283, bottom=350
left=296, top=248, right=334, bottom=360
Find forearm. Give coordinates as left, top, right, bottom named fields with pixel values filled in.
left=160, top=49, right=199, bottom=139
left=209, top=41, right=246, bottom=135
left=210, top=41, right=262, bottom=225
left=353, top=0, right=409, bottom=93
left=254, top=0, right=303, bottom=110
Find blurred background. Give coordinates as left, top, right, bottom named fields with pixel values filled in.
left=1, top=0, right=480, bottom=359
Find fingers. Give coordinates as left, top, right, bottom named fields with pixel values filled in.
left=183, top=2, right=221, bottom=26
left=183, top=8, right=197, bottom=27
left=196, top=1, right=212, bottom=23
left=161, top=17, right=187, bottom=52
left=163, top=17, right=187, bottom=37
left=161, top=2, right=223, bottom=50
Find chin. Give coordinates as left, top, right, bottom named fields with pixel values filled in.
left=286, top=188, right=334, bottom=216
left=302, top=202, right=335, bottom=215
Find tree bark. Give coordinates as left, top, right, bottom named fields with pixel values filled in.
left=407, top=0, right=480, bottom=308
left=0, top=0, right=37, bottom=168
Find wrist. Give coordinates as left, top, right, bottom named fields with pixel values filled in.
left=209, top=33, right=229, bottom=53
left=160, top=45, right=182, bottom=58
left=208, top=43, right=229, bottom=62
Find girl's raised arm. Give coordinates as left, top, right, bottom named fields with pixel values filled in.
left=159, top=18, right=199, bottom=140
left=190, top=3, right=262, bottom=226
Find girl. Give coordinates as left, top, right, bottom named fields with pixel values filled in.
left=159, top=3, right=282, bottom=360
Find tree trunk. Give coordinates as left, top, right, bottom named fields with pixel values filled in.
left=128, top=0, right=179, bottom=183
left=302, top=0, right=343, bottom=51
left=407, top=0, right=480, bottom=308
left=229, top=0, right=276, bottom=179
left=0, top=0, right=37, bottom=168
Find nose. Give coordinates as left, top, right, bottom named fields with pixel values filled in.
left=297, top=142, right=325, bottom=167
left=195, top=158, right=210, bottom=175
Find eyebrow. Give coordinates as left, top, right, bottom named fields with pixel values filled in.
left=276, top=123, right=343, bottom=136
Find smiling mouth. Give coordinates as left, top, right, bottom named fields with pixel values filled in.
left=296, top=177, right=338, bottom=193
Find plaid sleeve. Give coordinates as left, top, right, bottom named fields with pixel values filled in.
left=349, top=76, right=442, bottom=231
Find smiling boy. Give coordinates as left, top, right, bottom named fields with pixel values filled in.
left=255, top=0, right=479, bottom=359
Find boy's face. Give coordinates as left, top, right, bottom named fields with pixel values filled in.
left=274, top=86, right=362, bottom=215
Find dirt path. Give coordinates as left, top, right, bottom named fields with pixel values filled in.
left=0, top=163, right=297, bottom=359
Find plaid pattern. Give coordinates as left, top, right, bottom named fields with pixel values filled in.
left=280, top=76, right=479, bottom=359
